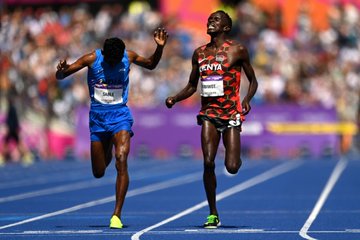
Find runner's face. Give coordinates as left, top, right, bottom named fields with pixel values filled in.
left=207, top=12, right=226, bottom=34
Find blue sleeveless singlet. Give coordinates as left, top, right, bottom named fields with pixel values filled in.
left=87, top=49, right=134, bottom=140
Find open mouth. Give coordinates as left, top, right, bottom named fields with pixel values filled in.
left=208, top=25, right=215, bottom=30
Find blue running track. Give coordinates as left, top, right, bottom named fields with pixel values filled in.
left=0, top=157, right=359, bottom=240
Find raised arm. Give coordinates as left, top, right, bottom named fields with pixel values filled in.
left=127, top=28, right=168, bottom=70
left=238, top=45, right=258, bottom=115
left=55, top=52, right=95, bottom=80
left=165, top=50, right=200, bottom=108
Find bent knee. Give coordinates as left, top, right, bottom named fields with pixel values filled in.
left=225, top=159, right=242, bottom=174
left=93, top=170, right=105, bottom=178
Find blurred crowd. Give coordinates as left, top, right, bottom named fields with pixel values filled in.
left=0, top=0, right=359, bottom=161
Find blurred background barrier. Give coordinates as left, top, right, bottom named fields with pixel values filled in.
left=0, top=0, right=359, bottom=162
left=1, top=104, right=356, bottom=161
left=73, top=104, right=357, bottom=160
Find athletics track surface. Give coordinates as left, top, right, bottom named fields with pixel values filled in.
left=0, top=156, right=359, bottom=240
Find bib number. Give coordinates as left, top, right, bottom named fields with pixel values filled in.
left=200, top=75, right=224, bottom=97
left=94, top=84, right=123, bottom=104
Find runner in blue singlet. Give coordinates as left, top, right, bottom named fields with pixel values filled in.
left=55, top=28, right=168, bottom=229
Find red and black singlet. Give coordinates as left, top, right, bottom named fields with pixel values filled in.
left=197, top=40, right=242, bottom=121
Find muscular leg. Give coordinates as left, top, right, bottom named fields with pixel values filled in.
left=111, top=130, right=130, bottom=218
left=201, top=120, right=221, bottom=216
left=222, top=127, right=242, bottom=174
left=91, top=137, right=113, bottom=178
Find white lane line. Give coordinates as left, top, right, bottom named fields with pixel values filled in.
left=0, top=179, right=113, bottom=203
left=131, top=161, right=302, bottom=240
left=184, top=229, right=360, bottom=234
left=0, top=230, right=104, bottom=236
left=346, top=229, right=360, bottom=233
left=185, top=228, right=265, bottom=233
left=299, top=157, right=348, bottom=240
left=0, top=165, right=92, bottom=189
left=0, top=162, right=200, bottom=203
left=1, top=229, right=360, bottom=236
left=0, top=160, right=188, bottom=190
left=0, top=172, right=88, bottom=190
left=24, top=230, right=103, bottom=234
left=0, top=171, right=203, bottom=230
left=169, top=229, right=360, bottom=234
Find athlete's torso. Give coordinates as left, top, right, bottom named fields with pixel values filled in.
left=197, top=40, right=242, bottom=120
left=87, top=49, right=130, bottom=109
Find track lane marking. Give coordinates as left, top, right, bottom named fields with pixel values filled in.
left=0, top=160, right=190, bottom=190
left=0, top=171, right=204, bottom=230
left=1, top=229, right=360, bottom=236
left=299, top=157, right=348, bottom=240
left=0, top=162, right=200, bottom=203
left=0, top=179, right=113, bottom=203
left=131, top=160, right=302, bottom=240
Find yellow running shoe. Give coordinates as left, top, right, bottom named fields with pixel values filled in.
left=110, top=215, right=123, bottom=229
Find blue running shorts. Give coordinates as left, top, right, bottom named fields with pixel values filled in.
left=89, top=105, right=134, bottom=142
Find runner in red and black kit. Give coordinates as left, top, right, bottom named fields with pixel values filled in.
left=166, top=10, right=258, bottom=228
left=197, top=39, right=244, bottom=132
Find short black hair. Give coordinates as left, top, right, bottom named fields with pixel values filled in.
left=215, top=10, right=232, bottom=30
left=103, top=37, right=125, bottom=61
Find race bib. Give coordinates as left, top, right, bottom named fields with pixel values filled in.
left=94, top=84, right=123, bottom=104
left=200, top=75, right=224, bottom=97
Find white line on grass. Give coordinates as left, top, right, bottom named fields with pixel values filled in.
left=0, top=171, right=203, bottom=230
left=131, top=160, right=302, bottom=240
left=299, top=157, right=348, bottom=240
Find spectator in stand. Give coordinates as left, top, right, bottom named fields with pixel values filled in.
left=0, top=2, right=359, bottom=158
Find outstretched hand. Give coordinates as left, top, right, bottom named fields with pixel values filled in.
left=56, top=60, right=69, bottom=79
left=57, top=60, right=69, bottom=72
left=154, top=28, right=168, bottom=47
left=165, top=97, right=176, bottom=108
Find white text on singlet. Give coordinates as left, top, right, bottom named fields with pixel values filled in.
left=94, top=84, right=123, bottom=104
left=200, top=75, right=224, bottom=97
